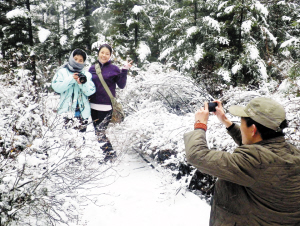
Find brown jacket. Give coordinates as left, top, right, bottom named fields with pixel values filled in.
left=184, top=124, right=300, bottom=226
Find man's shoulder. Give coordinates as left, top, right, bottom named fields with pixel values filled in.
left=234, top=138, right=299, bottom=164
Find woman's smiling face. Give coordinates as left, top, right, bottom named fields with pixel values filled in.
left=98, top=47, right=111, bottom=64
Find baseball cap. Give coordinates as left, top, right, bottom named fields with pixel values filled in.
left=228, top=97, right=286, bottom=131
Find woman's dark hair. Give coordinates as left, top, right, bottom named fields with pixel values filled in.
left=73, top=49, right=86, bottom=61
left=98, top=44, right=112, bottom=55
left=243, top=117, right=288, bottom=140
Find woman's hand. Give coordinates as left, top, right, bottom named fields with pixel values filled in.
left=123, top=60, right=133, bottom=70
left=73, top=73, right=82, bottom=84
left=195, top=102, right=209, bottom=125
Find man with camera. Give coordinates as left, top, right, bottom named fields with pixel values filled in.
left=184, top=97, right=300, bottom=225
left=52, top=49, right=95, bottom=132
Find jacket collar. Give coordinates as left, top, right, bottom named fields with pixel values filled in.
left=255, top=136, right=285, bottom=145
left=98, top=60, right=111, bottom=68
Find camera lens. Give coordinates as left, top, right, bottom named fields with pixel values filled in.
left=78, top=73, right=87, bottom=84
left=79, top=77, right=87, bottom=84
left=208, top=102, right=218, bottom=112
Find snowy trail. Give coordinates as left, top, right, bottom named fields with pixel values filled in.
left=72, top=149, right=210, bottom=226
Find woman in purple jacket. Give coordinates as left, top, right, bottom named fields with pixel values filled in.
left=89, top=44, right=132, bottom=156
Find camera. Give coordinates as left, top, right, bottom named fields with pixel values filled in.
left=208, top=102, right=218, bottom=112
left=77, top=72, right=87, bottom=84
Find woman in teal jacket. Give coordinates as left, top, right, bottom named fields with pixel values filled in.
left=52, top=49, right=96, bottom=131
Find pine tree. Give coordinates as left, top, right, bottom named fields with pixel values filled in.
left=107, top=0, right=155, bottom=66
left=205, top=0, right=272, bottom=87
left=0, top=0, right=36, bottom=75
left=265, top=1, right=300, bottom=79
left=158, top=0, right=218, bottom=83
left=146, top=0, right=178, bottom=62
left=32, top=0, right=68, bottom=84
left=158, top=0, right=295, bottom=93
left=0, top=0, right=11, bottom=73
left=68, top=0, right=101, bottom=54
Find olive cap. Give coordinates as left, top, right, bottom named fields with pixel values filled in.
left=228, top=97, right=286, bottom=131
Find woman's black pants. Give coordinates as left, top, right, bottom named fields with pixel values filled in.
left=91, top=109, right=112, bottom=135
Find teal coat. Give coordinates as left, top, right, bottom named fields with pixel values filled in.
left=52, top=68, right=96, bottom=119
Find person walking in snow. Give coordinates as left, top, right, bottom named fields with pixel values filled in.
left=88, top=44, right=132, bottom=158
left=184, top=97, right=300, bottom=225
left=52, top=49, right=95, bottom=132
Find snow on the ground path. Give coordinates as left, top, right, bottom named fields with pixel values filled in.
left=73, top=149, right=210, bottom=226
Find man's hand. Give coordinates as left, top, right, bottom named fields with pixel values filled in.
left=195, top=102, right=209, bottom=125
left=213, top=100, right=233, bottom=128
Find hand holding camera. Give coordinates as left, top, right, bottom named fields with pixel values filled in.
left=77, top=72, right=87, bottom=84
left=208, top=102, right=218, bottom=112
left=195, top=102, right=210, bottom=125
left=73, top=72, right=87, bottom=84
left=195, top=101, right=221, bottom=126
left=208, top=100, right=233, bottom=128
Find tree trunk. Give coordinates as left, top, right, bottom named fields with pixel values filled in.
left=238, top=0, right=244, bottom=55
left=25, top=0, right=37, bottom=80
left=134, top=14, right=139, bottom=66
left=84, top=0, right=92, bottom=51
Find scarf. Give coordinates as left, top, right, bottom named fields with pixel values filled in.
left=65, top=50, right=86, bottom=72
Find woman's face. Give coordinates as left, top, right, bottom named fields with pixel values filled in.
left=74, top=54, right=84, bottom=64
left=98, top=47, right=111, bottom=64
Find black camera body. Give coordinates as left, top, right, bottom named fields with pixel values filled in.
left=77, top=72, right=87, bottom=84
left=208, top=102, right=218, bottom=112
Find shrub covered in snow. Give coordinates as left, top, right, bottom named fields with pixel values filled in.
left=107, top=63, right=222, bottom=200
left=107, top=63, right=300, bottom=201
left=0, top=69, right=115, bottom=225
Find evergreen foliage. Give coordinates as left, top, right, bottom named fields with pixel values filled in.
left=107, top=0, right=153, bottom=66
left=0, top=0, right=36, bottom=75
left=2, top=0, right=299, bottom=91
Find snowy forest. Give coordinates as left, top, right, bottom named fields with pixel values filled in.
left=0, top=0, right=300, bottom=225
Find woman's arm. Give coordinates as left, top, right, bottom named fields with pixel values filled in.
left=116, top=69, right=128, bottom=89
left=51, top=69, right=76, bottom=93
left=115, top=61, right=132, bottom=89
left=78, top=71, right=96, bottom=96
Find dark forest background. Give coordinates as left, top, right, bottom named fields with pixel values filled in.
left=1, top=0, right=300, bottom=95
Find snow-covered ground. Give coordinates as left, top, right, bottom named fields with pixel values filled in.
left=69, top=134, right=211, bottom=226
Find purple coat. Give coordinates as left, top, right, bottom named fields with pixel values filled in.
left=89, top=60, right=127, bottom=105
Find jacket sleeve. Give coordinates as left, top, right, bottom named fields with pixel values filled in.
left=227, top=124, right=243, bottom=146
left=115, top=68, right=127, bottom=89
left=78, top=71, right=96, bottom=96
left=52, top=69, right=76, bottom=93
left=184, top=129, right=262, bottom=187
